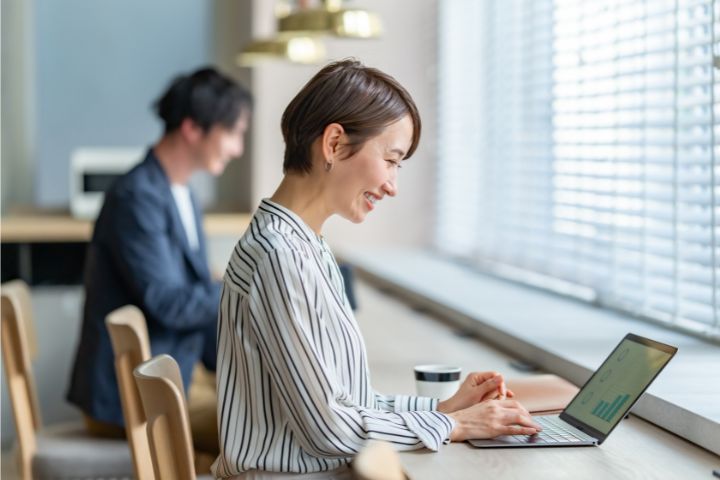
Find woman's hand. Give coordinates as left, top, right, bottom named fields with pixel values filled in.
left=447, top=399, right=541, bottom=441
left=437, top=371, right=514, bottom=413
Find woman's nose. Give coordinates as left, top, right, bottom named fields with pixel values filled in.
left=382, top=179, right=397, bottom=197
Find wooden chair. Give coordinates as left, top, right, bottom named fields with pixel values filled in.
left=352, top=440, right=408, bottom=480
left=106, top=305, right=155, bottom=480
left=134, top=354, right=213, bottom=480
left=1, top=280, right=133, bottom=480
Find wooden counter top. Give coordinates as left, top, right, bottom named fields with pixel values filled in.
left=1, top=211, right=251, bottom=243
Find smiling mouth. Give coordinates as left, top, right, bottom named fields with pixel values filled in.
left=364, top=192, right=379, bottom=207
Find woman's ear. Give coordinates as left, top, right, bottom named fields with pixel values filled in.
left=321, top=123, right=345, bottom=163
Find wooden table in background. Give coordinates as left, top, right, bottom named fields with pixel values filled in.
left=0, top=211, right=251, bottom=242
left=0, top=210, right=251, bottom=283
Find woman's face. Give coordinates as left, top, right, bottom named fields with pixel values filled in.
left=331, top=115, right=413, bottom=224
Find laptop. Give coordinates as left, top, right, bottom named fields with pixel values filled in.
left=468, top=333, right=677, bottom=448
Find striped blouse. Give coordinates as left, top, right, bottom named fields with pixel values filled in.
left=212, top=199, right=455, bottom=476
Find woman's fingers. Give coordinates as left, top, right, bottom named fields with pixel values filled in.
left=498, top=424, right=540, bottom=436
left=504, top=407, right=542, bottom=432
left=512, top=412, right=541, bottom=430
left=467, top=371, right=499, bottom=386
left=480, top=387, right=501, bottom=402
left=448, top=399, right=542, bottom=441
left=477, top=380, right=503, bottom=402
left=495, top=401, right=542, bottom=433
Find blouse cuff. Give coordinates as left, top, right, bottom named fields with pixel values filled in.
left=443, top=414, right=457, bottom=444
left=393, top=395, right=437, bottom=412
left=399, top=411, right=455, bottom=451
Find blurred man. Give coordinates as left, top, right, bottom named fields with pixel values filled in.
left=67, top=67, right=252, bottom=455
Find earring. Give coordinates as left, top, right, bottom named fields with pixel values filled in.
left=325, top=161, right=333, bottom=172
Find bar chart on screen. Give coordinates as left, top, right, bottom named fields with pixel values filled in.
left=591, top=391, right=631, bottom=423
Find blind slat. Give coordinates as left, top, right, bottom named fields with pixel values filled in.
left=437, top=0, right=720, bottom=337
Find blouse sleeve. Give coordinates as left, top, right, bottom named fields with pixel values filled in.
left=373, top=392, right=438, bottom=413
left=247, top=249, right=455, bottom=458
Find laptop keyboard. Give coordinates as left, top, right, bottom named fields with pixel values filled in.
left=507, top=416, right=590, bottom=444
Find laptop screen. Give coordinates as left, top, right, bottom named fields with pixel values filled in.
left=563, top=335, right=676, bottom=436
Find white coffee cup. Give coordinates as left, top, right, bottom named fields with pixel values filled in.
left=414, top=365, right=462, bottom=401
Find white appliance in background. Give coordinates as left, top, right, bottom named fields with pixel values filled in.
left=69, top=147, right=144, bottom=219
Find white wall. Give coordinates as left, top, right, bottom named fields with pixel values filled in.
left=249, top=0, right=439, bottom=250
left=28, top=0, right=213, bottom=208
left=1, top=0, right=36, bottom=212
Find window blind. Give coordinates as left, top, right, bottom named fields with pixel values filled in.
left=436, top=0, right=720, bottom=338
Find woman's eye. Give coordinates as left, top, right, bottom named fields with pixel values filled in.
left=386, top=159, right=402, bottom=168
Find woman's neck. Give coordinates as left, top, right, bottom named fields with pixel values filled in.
left=270, top=173, right=331, bottom=235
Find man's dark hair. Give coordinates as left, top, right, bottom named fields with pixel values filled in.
left=281, top=59, right=421, bottom=174
left=154, top=67, right=252, bottom=134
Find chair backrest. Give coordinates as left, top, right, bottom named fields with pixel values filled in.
left=1, top=280, right=42, bottom=480
left=352, top=440, right=407, bottom=480
left=134, top=354, right=197, bottom=480
left=106, top=305, right=155, bottom=480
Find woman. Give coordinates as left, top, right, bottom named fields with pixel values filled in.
left=213, top=59, right=540, bottom=476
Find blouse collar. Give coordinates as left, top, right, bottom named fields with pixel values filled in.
left=258, top=198, right=329, bottom=251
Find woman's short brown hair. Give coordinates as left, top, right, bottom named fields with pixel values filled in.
left=281, top=59, right=421, bottom=174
